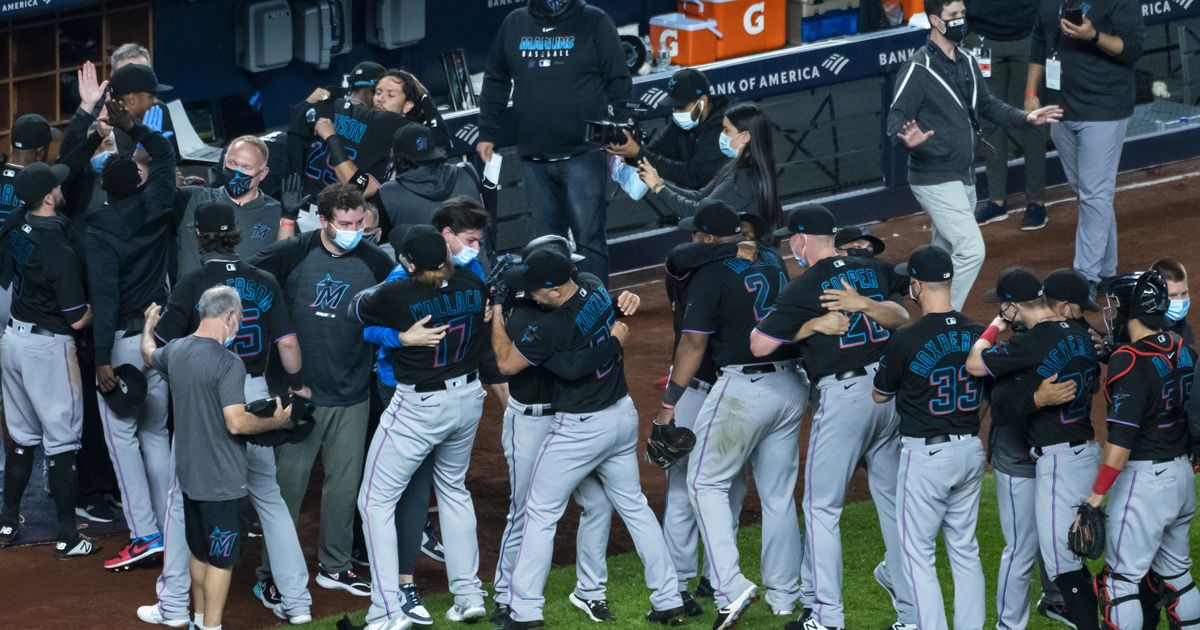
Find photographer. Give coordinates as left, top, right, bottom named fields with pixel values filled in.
left=477, top=0, right=632, bottom=284
left=606, top=68, right=729, bottom=191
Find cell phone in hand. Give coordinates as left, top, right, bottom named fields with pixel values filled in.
left=1064, top=7, right=1084, bottom=25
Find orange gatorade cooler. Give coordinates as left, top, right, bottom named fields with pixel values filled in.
left=680, top=0, right=786, bottom=59
left=649, top=13, right=723, bottom=67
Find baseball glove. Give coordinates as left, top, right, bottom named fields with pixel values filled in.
left=1068, top=503, right=1106, bottom=559
left=645, top=421, right=696, bottom=469
left=242, top=395, right=316, bottom=447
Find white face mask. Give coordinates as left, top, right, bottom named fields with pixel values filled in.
left=790, top=236, right=807, bottom=267
left=672, top=101, right=703, bottom=131
left=224, top=316, right=239, bottom=348
left=452, top=235, right=480, bottom=266
left=332, top=227, right=363, bottom=251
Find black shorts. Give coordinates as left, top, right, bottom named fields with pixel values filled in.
left=183, top=494, right=248, bottom=569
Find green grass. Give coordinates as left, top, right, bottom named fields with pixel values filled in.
left=297, top=474, right=1181, bottom=629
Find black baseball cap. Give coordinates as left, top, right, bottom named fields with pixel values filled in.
left=195, top=201, right=236, bottom=234
left=663, top=68, right=710, bottom=108
left=109, top=64, right=172, bottom=98
left=774, top=204, right=837, bottom=238
left=11, top=114, right=60, bottom=150
left=392, top=123, right=447, bottom=163
left=504, top=248, right=572, bottom=292
left=101, top=364, right=148, bottom=417
left=348, top=61, right=386, bottom=88
left=984, top=267, right=1045, bottom=303
left=895, top=245, right=953, bottom=282
left=738, top=213, right=769, bottom=240
left=834, top=225, right=886, bottom=255
left=678, top=199, right=741, bottom=237
left=400, top=225, right=448, bottom=272
left=1044, top=267, right=1100, bottom=312
left=13, top=162, right=69, bottom=205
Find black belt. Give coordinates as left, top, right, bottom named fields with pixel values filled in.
left=414, top=371, right=477, bottom=393
left=7, top=319, right=56, bottom=338
left=247, top=372, right=264, bottom=378
left=523, top=406, right=556, bottom=417
left=119, top=318, right=146, bottom=338
left=690, top=378, right=712, bottom=392
left=1033, top=440, right=1087, bottom=457
left=923, top=433, right=977, bottom=445
left=832, top=367, right=869, bottom=381
left=738, top=363, right=781, bottom=375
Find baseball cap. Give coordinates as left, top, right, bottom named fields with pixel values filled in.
left=195, top=201, right=236, bottom=234
left=522, top=234, right=585, bottom=264
left=109, top=64, right=172, bottom=98
left=504, top=248, right=573, bottom=292
left=677, top=199, right=741, bottom=237
left=984, top=267, right=1045, bottom=303
left=834, top=225, right=887, bottom=255
left=11, top=114, right=60, bottom=150
left=400, top=225, right=449, bottom=272
left=101, top=364, right=148, bottom=417
left=13, top=162, right=69, bottom=206
left=774, top=204, right=837, bottom=238
left=738, top=212, right=769, bottom=241
left=663, top=68, right=710, bottom=108
left=348, top=61, right=386, bottom=88
left=895, top=245, right=953, bottom=282
left=391, top=123, right=447, bottom=163
left=1044, top=267, right=1100, bottom=312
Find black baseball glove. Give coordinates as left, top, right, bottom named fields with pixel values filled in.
left=241, top=395, right=316, bottom=447
left=644, top=421, right=696, bottom=469
left=1068, top=503, right=1106, bottom=559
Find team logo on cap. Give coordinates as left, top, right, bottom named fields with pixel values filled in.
left=416, top=136, right=428, bottom=151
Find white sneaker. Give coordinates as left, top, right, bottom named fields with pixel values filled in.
left=446, top=603, right=487, bottom=622
left=365, top=618, right=414, bottom=630
left=135, top=604, right=189, bottom=628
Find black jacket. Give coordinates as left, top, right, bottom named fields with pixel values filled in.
left=478, top=0, right=632, bottom=159
left=376, top=162, right=483, bottom=240
left=886, top=41, right=1028, bottom=186
left=965, top=0, right=1037, bottom=41
left=649, top=166, right=764, bottom=220
left=638, top=97, right=731, bottom=190
left=7, top=214, right=90, bottom=335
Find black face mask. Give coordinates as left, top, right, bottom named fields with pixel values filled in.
left=222, top=166, right=255, bottom=198
left=845, top=248, right=873, bottom=258
left=939, top=17, right=968, bottom=44
left=531, top=0, right=571, bottom=17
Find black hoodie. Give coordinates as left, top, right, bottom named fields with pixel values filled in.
left=375, top=162, right=483, bottom=238
left=637, top=96, right=731, bottom=190
left=478, top=0, right=632, bottom=160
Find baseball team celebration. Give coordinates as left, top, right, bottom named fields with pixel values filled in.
left=0, top=0, right=1197, bottom=628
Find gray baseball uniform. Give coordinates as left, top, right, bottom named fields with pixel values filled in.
left=2, top=322, right=84, bottom=456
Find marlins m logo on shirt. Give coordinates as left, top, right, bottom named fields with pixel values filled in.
left=310, top=273, right=351, bottom=316
left=208, top=527, right=238, bottom=558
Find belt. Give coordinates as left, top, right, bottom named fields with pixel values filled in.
left=1033, top=440, right=1087, bottom=457
left=921, top=433, right=976, bottom=445
left=831, top=367, right=869, bottom=382
left=119, top=318, right=146, bottom=338
left=689, top=378, right=712, bottom=394
left=724, top=362, right=794, bottom=376
left=7, top=318, right=56, bottom=338
left=413, top=371, right=477, bottom=393
left=522, top=404, right=556, bottom=417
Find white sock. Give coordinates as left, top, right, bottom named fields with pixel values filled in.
left=191, top=613, right=205, bottom=629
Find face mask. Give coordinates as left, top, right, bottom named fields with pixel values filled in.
left=363, top=231, right=379, bottom=245
left=908, top=282, right=921, bottom=302
left=611, top=159, right=648, bottom=200
left=939, top=17, right=968, bottom=44
left=452, top=235, right=480, bottom=266
left=224, top=317, right=239, bottom=348
left=91, top=151, right=113, bottom=172
left=1167, top=298, right=1190, bottom=321
left=672, top=101, right=703, bottom=131
left=533, top=0, right=570, bottom=16
left=846, top=248, right=872, bottom=258
left=719, top=132, right=740, bottom=158
left=333, top=228, right=363, bottom=251
left=790, top=237, right=807, bottom=268
left=223, top=166, right=255, bottom=198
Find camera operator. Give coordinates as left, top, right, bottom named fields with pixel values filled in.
left=477, top=0, right=632, bottom=285
left=605, top=68, right=729, bottom=191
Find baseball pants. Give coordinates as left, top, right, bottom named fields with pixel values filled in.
left=910, top=181, right=984, bottom=311
left=153, top=375, right=312, bottom=623
left=665, top=380, right=749, bottom=594
left=802, top=364, right=916, bottom=628
left=360, top=375, right=488, bottom=626
left=1099, top=456, right=1200, bottom=629
left=508, top=395, right=680, bottom=623
left=98, top=332, right=171, bottom=540
left=494, top=396, right=612, bottom=606
left=1050, top=119, right=1129, bottom=283
left=263, top=400, right=368, bottom=576
left=689, top=365, right=807, bottom=613
left=1033, top=440, right=1100, bottom=580
left=1, top=321, right=83, bottom=456
left=995, top=470, right=1066, bottom=630
left=898, top=434, right=986, bottom=630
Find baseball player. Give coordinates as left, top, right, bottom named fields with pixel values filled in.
left=491, top=249, right=685, bottom=628
left=871, top=245, right=986, bottom=630
left=966, top=267, right=1101, bottom=630
left=0, top=163, right=98, bottom=558
left=349, top=225, right=491, bottom=629
left=656, top=201, right=804, bottom=628
left=492, top=235, right=630, bottom=627
left=751, top=205, right=916, bottom=630
left=135, top=202, right=313, bottom=627
left=1082, top=271, right=1200, bottom=629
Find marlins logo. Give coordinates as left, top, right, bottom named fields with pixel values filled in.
left=310, top=273, right=351, bottom=314
left=250, top=222, right=271, bottom=240
left=208, top=527, right=238, bottom=558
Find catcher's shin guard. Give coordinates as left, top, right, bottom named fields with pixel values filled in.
left=1055, top=567, right=1101, bottom=630
left=1140, top=573, right=1164, bottom=630
left=1144, top=570, right=1200, bottom=629
left=1096, top=565, right=1145, bottom=630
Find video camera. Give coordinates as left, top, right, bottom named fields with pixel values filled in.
left=485, top=252, right=522, bottom=316
left=585, top=101, right=652, bottom=147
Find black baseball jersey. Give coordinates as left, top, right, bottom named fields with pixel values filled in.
left=350, top=270, right=487, bottom=385
left=874, top=311, right=985, bottom=438
left=6, top=215, right=88, bottom=334
left=681, top=251, right=794, bottom=368
left=154, top=254, right=293, bottom=376
left=513, top=273, right=627, bottom=413
left=291, top=98, right=407, bottom=197
left=665, top=243, right=740, bottom=384
left=505, top=298, right=623, bottom=406
left=981, top=319, right=1099, bottom=447
left=0, top=164, right=23, bottom=226
left=756, top=255, right=906, bottom=379
left=1105, top=332, right=1195, bottom=461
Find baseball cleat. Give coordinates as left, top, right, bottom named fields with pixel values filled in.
left=104, top=532, right=163, bottom=571
left=680, top=591, right=704, bottom=617
left=1036, top=595, right=1077, bottom=629
left=76, top=501, right=116, bottom=523
left=785, top=619, right=842, bottom=630
left=0, top=520, right=19, bottom=547
left=872, top=561, right=899, bottom=614
left=975, top=201, right=1009, bottom=225
left=135, top=603, right=190, bottom=628
left=447, top=602, right=487, bottom=622
left=491, top=603, right=513, bottom=628
left=501, top=620, right=544, bottom=630
left=712, top=584, right=758, bottom=629
left=56, top=534, right=101, bottom=559
left=317, top=567, right=372, bottom=596
left=400, top=583, right=433, bottom=626
left=254, top=576, right=283, bottom=607
left=1021, top=202, right=1048, bottom=231
left=421, top=520, right=445, bottom=563
left=645, top=606, right=686, bottom=625
left=694, top=576, right=716, bottom=600
left=336, top=614, right=412, bottom=630
left=569, top=593, right=615, bottom=622
left=884, top=624, right=917, bottom=630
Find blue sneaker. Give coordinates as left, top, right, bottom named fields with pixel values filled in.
left=104, top=532, right=163, bottom=571
left=1021, top=203, right=1048, bottom=230
left=974, top=201, right=1008, bottom=225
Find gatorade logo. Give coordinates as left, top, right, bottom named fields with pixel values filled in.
left=744, top=2, right=766, bottom=35
left=661, top=29, right=679, bottom=58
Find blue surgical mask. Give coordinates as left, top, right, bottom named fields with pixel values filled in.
left=452, top=236, right=479, bottom=266
left=790, top=237, right=807, bottom=268
left=1167, top=298, right=1190, bottom=321
left=672, top=101, right=702, bottom=131
left=719, top=132, right=740, bottom=158
left=611, top=159, right=648, bottom=200
left=91, top=151, right=114, bottom=172
left=333, top=228, right=363, bottom=251
left=222, top=166, right=255, bottom=198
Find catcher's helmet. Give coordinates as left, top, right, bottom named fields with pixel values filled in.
left=1103, top=270, right=1170, bottom=344
left=521, top=234, right=585, bottom=263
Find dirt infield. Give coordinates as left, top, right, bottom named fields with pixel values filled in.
left=4, top=158, right=1199, bottom=629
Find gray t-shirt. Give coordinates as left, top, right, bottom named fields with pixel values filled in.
left=175, top=186, right=283, bottom=278
left=153, top=335, right=249, bottom=500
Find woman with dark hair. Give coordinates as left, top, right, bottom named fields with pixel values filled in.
left=638, top=101, right=781, bottom=232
